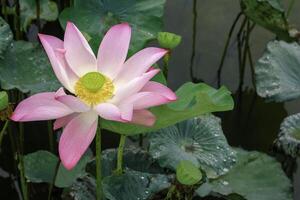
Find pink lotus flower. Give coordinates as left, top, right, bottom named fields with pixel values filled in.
left=11, top=22, right=176, bottom=170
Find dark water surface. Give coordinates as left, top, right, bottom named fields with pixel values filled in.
left=164, top=0, right=300, bottom=199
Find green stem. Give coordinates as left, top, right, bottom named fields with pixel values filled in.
left=1, top=0, right=8, bottom=21
left=8, top=123, right=17, bottom=171
left=47, top=160, right=60, bottom=200
left=18, top=122, right=28, bottom=200
left=19, top=153, right=28, bottom=200
left=217, top=12, right=243, bottom=87
left=287, top=0, right=296, bottom=17
left=47, top=121, right=54, bottom=153
left=96, top=119, right=102, bottom=200
left=0, top=120, right=10, bottom=150
left=14, top=0, right=22, bottom=40
left=162, top=53, right=170, bottom=80
left=190, top=0, right=198, bottom=82
left=35, top=0, right=41, bottom=30
left=116, top=135, right=126, bottom=175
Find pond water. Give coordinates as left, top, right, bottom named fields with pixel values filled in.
left=164, top=0, right=300, bottom=199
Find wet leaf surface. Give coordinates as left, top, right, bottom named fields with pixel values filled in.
left=255, top=40, right=300, bottom=102
left=149, top=114, right=236, bottom=178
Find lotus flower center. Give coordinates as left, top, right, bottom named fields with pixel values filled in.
left=75, top=72, right=114, bottom=106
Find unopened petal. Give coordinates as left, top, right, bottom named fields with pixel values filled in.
left=59, top=111, right=98, bottom=170
left=97, top=23, right=131, bottom=79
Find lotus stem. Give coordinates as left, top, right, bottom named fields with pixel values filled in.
left=47, top=121, right=54, bottom=153
left=189, top=0, right=198, bottom=82
left=47, top=160, right=60, bottom=200
left=96, top=119, right=102, bottom=200
left=217, top=12, right=243, bottom=87
left=116, top=134, right=126, bottom=175
left=0, top=120, right=10, bottom=150
left=18, top=122, right=28, bottom=200
left=287, top=0, right=296, bottom=17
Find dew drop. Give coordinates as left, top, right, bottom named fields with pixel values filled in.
left=222, top=181, right=229, bottom=186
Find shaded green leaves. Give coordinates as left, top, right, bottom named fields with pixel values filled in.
left=59, top=0, right=166, bottom=54
left=196, top=149, right=293, bottom=200
left=24, top=150, right=92, bottom=188
left=0, top=17, right=13, bottom=58
left=0, top=41, right=60, bottom=94
left=103, top=170, right=170, bottom=200
left=240, top=0, right=291, bottom=40
left=88, top=147, right=170, bottom=200
left=87, top=147, right=164, bottom=178
left=149, top=115, right=236, bottom=178
left=24, top=150, right=58, bottom=183
left=62, top=176, right=96, bottom=200
left=255, top=40, right=300, bottom=102
left=20, top=0, right=58, bottom=30
left=102, top=82, right=234, bottom=135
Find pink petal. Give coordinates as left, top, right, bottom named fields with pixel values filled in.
left=119, top=103, right=133, bottom=121
left=38, top=34, right=79, bottom=93
left=54, top=87, right=66, bottom=97
left=115, top=47, right=167, bottom=84
left=122, top=92, right=173, bottom=110
left=59, top=111, right=98, bottom=170
left=111, top=69, right=160, bottom=104
left=55, top=95, right=90, bottom=112
left=97, top=23, right=131, bottom=79
left=131, top=109, right=156, bottom=126
left=94, top=103, right=128, bottom=122
left=11, top=92, right=74, bottom=122
left=64, top=22, right=97, bottom=77
left=141, top=81, right=177, bottom=100
left=53, top=113, right=79, bottom=130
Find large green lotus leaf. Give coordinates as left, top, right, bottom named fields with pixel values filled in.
left=62, top=176, right=96, bottom=200
left=24, top=150, right=93, bottom=188
left=196, top=148, right=293, bottom=200
left=149, top=114, right=236, bottom=178
left=240, top=0, right=291, bottom=41
left=87, top=147, right=165, bottom=178
left=24, top=150, right=58, bottom=183
left=255, top=40, right=300, bottom=102
left=102, top=82, right=234, bottom=135
left=276, top=113, right=300, bottom=157
left=103, top=170, right=170, bottom=200
left=0, top=41, right=61, bottom=94
left=59, top=0, right=166, bottom=55
left=55, top=150, right=93, bottom=188
left=0, top=17, right=13, bottom=59
left=19, top=0, right=58, bottom=30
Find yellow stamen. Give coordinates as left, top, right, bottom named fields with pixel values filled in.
left=75, top=72, right=114, bottom=106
